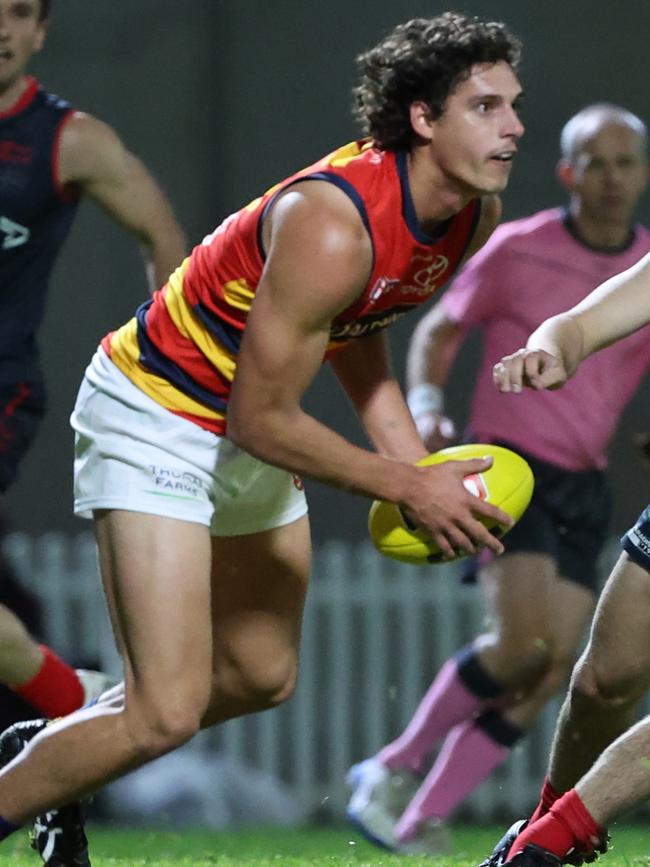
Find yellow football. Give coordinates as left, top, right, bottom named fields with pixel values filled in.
left=368, top=443, right=534, bottom=565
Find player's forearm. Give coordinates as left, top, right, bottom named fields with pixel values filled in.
left=227, top=404, right=419, bottom=503
left=142, top=229, right=187, bottom=293
left=354, top=378, right=428, bottom=463
left=406, top=308, right=463, bottom=390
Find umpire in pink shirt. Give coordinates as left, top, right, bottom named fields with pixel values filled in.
left=346, top=103, right=650, bottom=856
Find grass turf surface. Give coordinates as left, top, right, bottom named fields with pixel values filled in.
left=2, top=824, right=648, bottom=866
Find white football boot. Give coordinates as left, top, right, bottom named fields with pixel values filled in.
left=346, top=757, right=421, bottom=850
left=395, top=817, right=452, bottom=857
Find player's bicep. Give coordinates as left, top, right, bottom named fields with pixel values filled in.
left=229, top=187, right=371, bottom=433
left=60, top=113, right=181, bottom=244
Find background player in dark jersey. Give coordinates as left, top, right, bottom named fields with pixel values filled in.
left=0, top=12, right=522, bottom=864
left=482, top=251, right=650, bottom=867
left=0, top=0, right=186, bottom=728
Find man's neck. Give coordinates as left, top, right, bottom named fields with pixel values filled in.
left=568, top=206, right=634, bottom=252
left=406, top=147, right=472, bottom=231
left=0, top=75, right=30, bottom=115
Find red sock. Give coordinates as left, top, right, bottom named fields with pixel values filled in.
left=11, top=645, right=84, bottom=717
left=530, top=776, right=561, bottom=823
left=508, top=790, right=604, bottom=860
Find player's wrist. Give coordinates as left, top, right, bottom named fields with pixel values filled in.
left=407, top=382, right=444, bottom=418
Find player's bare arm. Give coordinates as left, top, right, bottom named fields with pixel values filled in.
left=329, top=331, right=428, bottom=464
left=404, top=195, right=502, bottom=450
left=229, top=182, right=511, bottom=557
left=58, top=112, right=187, bottom=290
left=494, top=251, right=650, bottom=393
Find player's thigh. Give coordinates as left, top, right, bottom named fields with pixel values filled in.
left=548, top=577, right=594, bottom=661
left=479, top=551, right=558, bottom=645
left=94, top=509, right=213, bottom=708
left=581, top=552, right=650, bottom=695
left=209, top=514, right=311, bottom=693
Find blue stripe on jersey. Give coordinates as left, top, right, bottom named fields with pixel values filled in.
left=135, top=301, right=228, bottom=414
left=256, top=171, right=374, bottom=265
left=396, top=150, right=453, bottom=244
left=192, top=301, right=243, bottom=355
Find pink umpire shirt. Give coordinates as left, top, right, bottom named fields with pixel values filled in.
left=442, top=207, right=650, bottom=470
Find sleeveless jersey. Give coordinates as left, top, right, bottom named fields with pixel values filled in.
left=0, top=76, right=79, bottom=383
left=104, top=139, right=481, bottom=435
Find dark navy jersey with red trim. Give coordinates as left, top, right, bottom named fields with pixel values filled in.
left=0, top=77, right=79, bottom=383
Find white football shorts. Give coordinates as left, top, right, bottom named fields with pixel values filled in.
left=71, top=349, right=308, bottom=536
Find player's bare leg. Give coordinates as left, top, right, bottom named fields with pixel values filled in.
left=546, top=553, right=650, bottom=792
left=576, top=712, right=650, bottom=825
left=499, top=576, right=594, bottom=729
left=201, top=514, right=311, bottom=727
left=0, top=604, right=44, bottom=684
left=476, top=553, right=592, bottom=696
left=0, top=601, right=114, bottom=714
left=0, top=508, right=214, bottom=822
left=383, top=554, right=593, bottom=849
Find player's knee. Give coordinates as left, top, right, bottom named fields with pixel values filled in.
left=125, top=692, right=207, bottom=760
left=570, top=657, right=646, bottom=711
left=229, top=650, right=299, bottom=711
left=491, top=635, right=552, bottom=686
left=532, top=651, right=575, bottom=701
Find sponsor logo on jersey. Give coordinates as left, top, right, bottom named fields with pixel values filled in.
left=401, top=252, right=449, bottom=297
left=0, top=216, right=29, bottom=250
left=330, top=303, right=414, bottom=341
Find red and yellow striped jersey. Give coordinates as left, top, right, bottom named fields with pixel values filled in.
left=102, top=140, right=480, bottom=435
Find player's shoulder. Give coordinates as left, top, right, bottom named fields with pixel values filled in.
left=57, top=111, right=127, bottom=187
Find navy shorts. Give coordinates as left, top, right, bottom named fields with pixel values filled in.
left=621, top=506, right=650, bottom=571
left=0, top=380, right=47, bottom=493
left=461, top=439, right=611, bottom=593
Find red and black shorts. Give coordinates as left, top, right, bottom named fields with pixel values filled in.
left=0, top=379, right=47, bottom=493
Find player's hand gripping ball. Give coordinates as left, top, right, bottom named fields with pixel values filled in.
left=368, top=443, right=534, bottom=564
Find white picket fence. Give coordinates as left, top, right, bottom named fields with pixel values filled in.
left=3, top=532, right=626, bottom=821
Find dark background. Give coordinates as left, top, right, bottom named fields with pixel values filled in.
left=9, top=0, right=650, bottom=543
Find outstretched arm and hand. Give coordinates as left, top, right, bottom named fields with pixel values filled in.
left=58, top=113, right=187, bottom=292
left=228, top=181, right=511, bottom=559
left=493, top=251, right=650, bottom=393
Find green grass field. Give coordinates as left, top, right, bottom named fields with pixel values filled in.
left=1, top=824, right=648, bottom=866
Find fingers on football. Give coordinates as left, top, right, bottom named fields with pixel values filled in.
left=454, top=456, right=493, bottom=474
left=453, top=512, right=505, bottom=556
left=470, top=495, right=514, bottom=531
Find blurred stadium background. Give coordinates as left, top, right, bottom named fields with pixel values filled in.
left=6, top=0, right=650, bottom=833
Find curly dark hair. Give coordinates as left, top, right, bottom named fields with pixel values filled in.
left=354, top=12, right=522, bottom=151
left=40, top=0, right=52, bottom=20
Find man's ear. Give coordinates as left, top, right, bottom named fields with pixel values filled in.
left=34, top=19, right=49, bottom=53
left=409, top=101, right=435, bottom=142
left=556, top=159, right=576, bottom=192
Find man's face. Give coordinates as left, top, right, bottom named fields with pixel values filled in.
left=0, top=0, right=46, bottom=90
left=562, top=124, right=649, bottom=226
left=425, top=61, right=524, bottom=196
